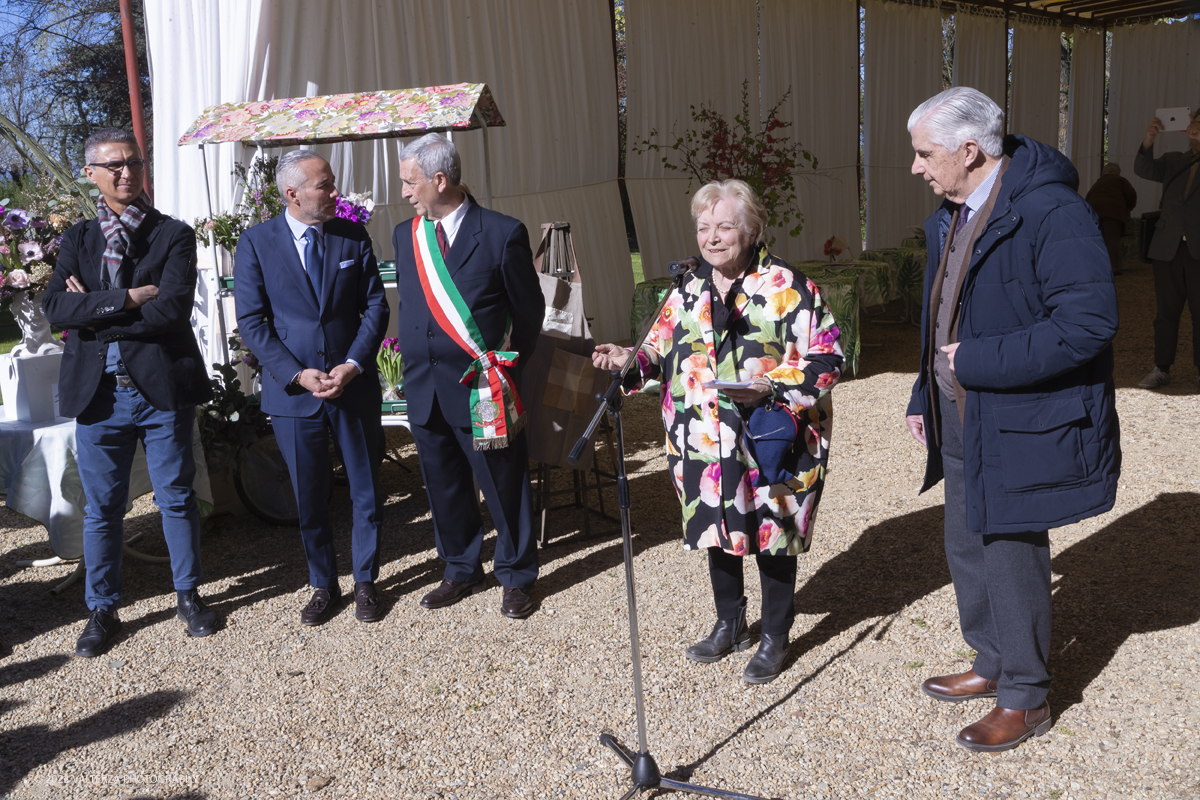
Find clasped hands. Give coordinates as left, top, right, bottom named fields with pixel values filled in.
left=298, top=363, right=359, bottom=399
left=592, top=343, right=773, bottom=404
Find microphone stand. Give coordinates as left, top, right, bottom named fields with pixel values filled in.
left=568, top=259, right=781, bottom=800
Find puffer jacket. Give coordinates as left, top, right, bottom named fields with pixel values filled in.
left=907, top=135, right=1121, bottom=534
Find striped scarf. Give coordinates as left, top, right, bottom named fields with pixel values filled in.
left=96, top=193, right=152, bottom=289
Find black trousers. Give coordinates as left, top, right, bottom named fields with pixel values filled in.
left=939, top=394, right=1052, bottom=710
left=1099, top=218, right=1124, bottom=274
left=708, top=547, right=797, bottom=636
left=409, top=398, right=538, bottom=590
left=1152, top=242, right=1200, bottom=370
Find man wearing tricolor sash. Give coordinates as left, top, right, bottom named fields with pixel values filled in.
left=392, top=134, right=544, bottom=619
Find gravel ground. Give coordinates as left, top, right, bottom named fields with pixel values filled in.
left=1, top=257, right=1196, bottom=800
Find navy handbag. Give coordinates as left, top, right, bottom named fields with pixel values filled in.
left=742, top=400, right=804, bottom=487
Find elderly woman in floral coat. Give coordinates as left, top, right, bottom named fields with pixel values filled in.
left=594, top=179, right=842, bottom=683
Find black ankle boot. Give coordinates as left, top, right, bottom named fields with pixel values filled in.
left=742, top=633, right=789, bottom=684
left=685, top=601, right=750, bottom=663
left=177, top=590, right=218, bottom=638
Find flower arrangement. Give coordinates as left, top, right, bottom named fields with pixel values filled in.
left=196, top=362, right=271, bottom=474
left=336, top=192, right=374, bottom=224
left=196, top=156, right=283, bottom=253
left=0, top=184, right=76, bottom=304
left=823, top=236, right=850, bottom=262
left=227, top=327, right=261, bottom=377
left=633, top=81, right=817, bottom=244
left=376, top=337, right=403, bottom=400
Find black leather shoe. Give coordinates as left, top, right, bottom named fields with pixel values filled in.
left=500, top=586, right=535, bottom=619
left=176, top=590, right=218, bottom=638
left=300, top=587, right=341, bottom=626
left=354, top=581, right=384, bottom=622
left=685, top=601, right=750, bottom=663
left=420, top=578, right=482, bottom=609
left=75, top=609, right=121, bottom=658
left=742, top=633, right=789, bottom=684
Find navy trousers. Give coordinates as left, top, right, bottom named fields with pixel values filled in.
left=939, top=393, right=1052, bottom=710
left=409, top=398, right=538, bottom=590
left=75, top=382, right=203, bottom=612
left=272, top=400, right=382, bottom=589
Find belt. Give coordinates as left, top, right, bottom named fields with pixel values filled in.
left=103, top=374, right=136, bottom=388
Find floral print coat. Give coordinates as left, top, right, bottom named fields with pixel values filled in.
left=632, top=250, right=842, bottom=556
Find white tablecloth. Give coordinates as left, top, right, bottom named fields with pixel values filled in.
left=0, top=416, right=213, bottom=560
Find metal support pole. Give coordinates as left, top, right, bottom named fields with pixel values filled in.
left=475, top=109, right=493, bottom=209
left=119, top=0, right=151, bottom=199
left=199, top=144, right=230, bottom=367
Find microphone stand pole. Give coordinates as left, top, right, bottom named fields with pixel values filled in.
left=568, top=261, right=780, bottom=800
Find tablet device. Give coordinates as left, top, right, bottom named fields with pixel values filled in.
left=1158, top=107, right=1192, bottom=132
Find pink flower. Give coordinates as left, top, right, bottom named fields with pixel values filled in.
left=8, top=269, right=30, bottom=288
left=699, top=462, right=722, bottom=507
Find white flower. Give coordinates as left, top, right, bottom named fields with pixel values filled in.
left=18, top=241, right=43, bottom=264
left=8, top=269, right=30, bottom=288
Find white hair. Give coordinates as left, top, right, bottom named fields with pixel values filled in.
left=907, top=87, right=1005, bottom=158
left=275, top=150, right=328, bottom=197
left=400, top=133, right=462, bottom=186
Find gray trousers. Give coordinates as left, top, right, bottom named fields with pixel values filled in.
left=939, top=394, right=1052, bottom=709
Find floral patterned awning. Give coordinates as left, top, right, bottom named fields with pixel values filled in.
left=177, top=83, right=505, bottom=147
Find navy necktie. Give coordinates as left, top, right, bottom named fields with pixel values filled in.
left=303, top=226, right=323, bottom=294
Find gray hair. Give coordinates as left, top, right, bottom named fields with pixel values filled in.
left=84, top=128, right=140, bottom=164
left=907, top=87, right=1005, bottom=158
left=690, top=179, right=769, bottom=245
left=275, top=150, right=328, bottom=197
left=400, top=133, right=461, bottom=186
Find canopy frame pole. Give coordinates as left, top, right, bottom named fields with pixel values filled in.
left=475, top=110, right=493, bottom=209
left=199, top=143, right=230, bottom=368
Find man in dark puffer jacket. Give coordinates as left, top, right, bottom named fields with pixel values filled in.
left=904, top=87, right=1120, bottom=753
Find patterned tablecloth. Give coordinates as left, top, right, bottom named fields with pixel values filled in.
left=631, top=264, right=864, bottom=376
left=859, top=248, right=928, bottom=320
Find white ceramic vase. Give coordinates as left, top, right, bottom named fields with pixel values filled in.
left=9, top=289, right=64, bottom=359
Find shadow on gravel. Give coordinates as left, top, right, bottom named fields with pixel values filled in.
left=0, top=689, right=186, bottom=797
left=1049, top=491, right=1200, bottom=714
left=0, top=655, right=70, bottom=690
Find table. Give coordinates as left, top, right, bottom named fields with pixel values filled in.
left=0, top=416, right=214, bottom=570
left=859, top=248, right=927, bottom=322
left=631, top=264, right=865, bottom=376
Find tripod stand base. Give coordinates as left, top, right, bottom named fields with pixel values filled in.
left=600, top=734, right=783, bottom=800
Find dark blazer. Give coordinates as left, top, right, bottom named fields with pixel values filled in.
left=234, top=212, right=389, bottom=418
left=907, top=136, right=1121, bottom=535
left=43, top=211, right=212, bottom=417
left=390, top=200, right=544, bottom=427
left=1134, top=145, right=1200, bottom=261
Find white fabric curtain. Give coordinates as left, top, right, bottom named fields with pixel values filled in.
left=760, top=0, right=862, bottom=262
left=1067, top=27, right=1106, bottom=195
left=1010, top=17, right=1063, bottom=149
left=863, top=0, right=943, bottom=250
left=953, top=8, right=1007, bottom=109
left=145, top=0, right=277, bottom=370
left=625, top=0, right=759, bottom=279
left=1109, top=18, right=1200, bottom=217
left=148, top=0, right=632, bottom=344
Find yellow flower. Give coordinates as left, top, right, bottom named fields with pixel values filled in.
left=764, top=288, right=801, bottom=320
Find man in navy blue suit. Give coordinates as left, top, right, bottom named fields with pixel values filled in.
left=391, top=133, right=544, bottom=619
left=235, top=151, right=390, bottom=626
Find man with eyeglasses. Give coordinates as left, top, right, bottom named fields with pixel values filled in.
left=44, top=128, right=218, bottom=657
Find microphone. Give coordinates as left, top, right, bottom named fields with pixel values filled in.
left=667, top=256, right=700, bottom=276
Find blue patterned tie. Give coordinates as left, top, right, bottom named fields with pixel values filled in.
left=303, top=226, right=323, bottom=294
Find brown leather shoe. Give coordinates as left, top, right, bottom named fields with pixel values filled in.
left=354, top=581, right=384, bottom=623
left=956, top=702, right=1052, bottom=752
left=921, top=669, right=998, bottom=702
left=300, top=587, right=341, bottom=626
left=420, top=578, right=482, bottom=609
left=500, top=586, right=535, bottom=619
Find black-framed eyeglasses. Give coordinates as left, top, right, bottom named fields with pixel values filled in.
left=87, top=158, right=147, bottom=174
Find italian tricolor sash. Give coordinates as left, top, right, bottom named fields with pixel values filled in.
left=411, top=217, right=525, bottom=449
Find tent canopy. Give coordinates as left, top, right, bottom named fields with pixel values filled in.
left=177, top=82, right=505, bottom=147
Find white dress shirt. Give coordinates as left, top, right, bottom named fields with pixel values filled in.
left=961, top=160, right=1002, bottom=226
left=436, top=195, right=471, bottom=248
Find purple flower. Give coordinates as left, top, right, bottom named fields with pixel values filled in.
left=30, top=217, right=48, bottom=229
left=3, top=209, right=30, bottom=230
left=18, top=241, right=44, bottom=264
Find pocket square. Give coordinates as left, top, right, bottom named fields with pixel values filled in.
left=338, top=259, right=356, bottom=270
